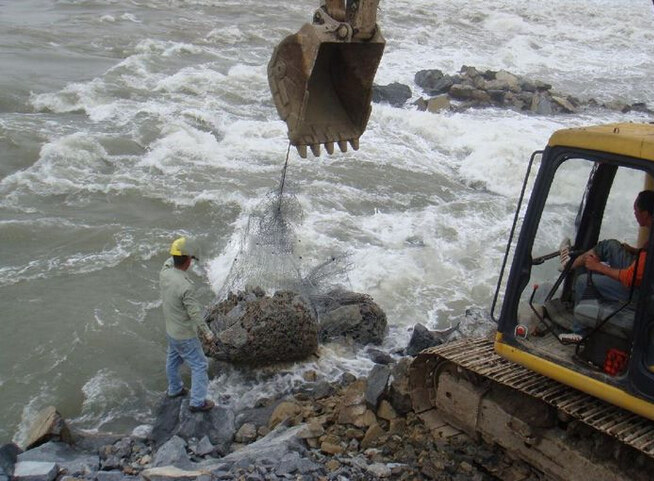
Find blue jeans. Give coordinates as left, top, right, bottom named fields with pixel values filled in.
left=166, top=335, right=209, bottom=407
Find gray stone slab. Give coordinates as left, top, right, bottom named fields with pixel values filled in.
left=13, top=461, right=58, bottom=481
left=17, top=441, right=98, bottom=476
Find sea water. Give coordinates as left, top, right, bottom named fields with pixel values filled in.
left=1, top=0, right=653, bottom=441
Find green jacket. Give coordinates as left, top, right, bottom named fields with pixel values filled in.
left=159, top=258, right=211, bottom=340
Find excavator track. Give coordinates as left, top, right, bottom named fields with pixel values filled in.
left=410, top=338, right=654, bottom=480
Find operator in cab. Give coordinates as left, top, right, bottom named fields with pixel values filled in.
left=560, top=190, right=654, bottom=344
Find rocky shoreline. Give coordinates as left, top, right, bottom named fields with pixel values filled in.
left=372, top=65, right=652, bottom=116
left=1, top=308, right=520, bottom=481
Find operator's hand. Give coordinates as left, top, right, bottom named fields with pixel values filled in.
left=584, top=252, right=602, bottom=272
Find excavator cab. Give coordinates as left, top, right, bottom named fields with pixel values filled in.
left=492, top=123, right=654, bottom=421
left=268, top=0, right=385, bottom=158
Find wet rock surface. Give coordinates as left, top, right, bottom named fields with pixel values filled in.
left=204, top=289, right=318, bottom=365
left=313, top=288, right=388, bottom=346
left=373, top=65, right=651, bottom=115
left=13, top=332, right=550, bottom=481
left=203, top=287, right=388, bottom=365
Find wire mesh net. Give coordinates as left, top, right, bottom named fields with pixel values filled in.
left=212, top=189, right=353, bottom=309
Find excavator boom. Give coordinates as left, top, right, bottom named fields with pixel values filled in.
left=268, top=1, right=385, bottom=158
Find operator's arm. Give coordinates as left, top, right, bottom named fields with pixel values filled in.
left=182, top=287, right=214, bottom=340
left=584, top=253, right=621, bottom=282
left=572, top=248, right=596, bottom=269
left=585, top=251, right=646, bottom=288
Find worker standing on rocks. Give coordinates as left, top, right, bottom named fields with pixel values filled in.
left=160, top=236, right=215, bottom=412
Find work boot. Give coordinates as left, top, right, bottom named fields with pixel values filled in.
left=189, top=399, right=215, bottom=413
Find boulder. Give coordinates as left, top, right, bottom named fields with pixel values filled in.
left=372, top=83, right=412, bottom=107
left=12, top=461, right=58, bottom=481
left=176, top=402, right=235, bottom=455
left=150, top=396, right=185, bottom=447
left=365, top=348, right=395, bottom=365
left=215, top=424, right=307, bottom=469
left=388, top=358, right=413, bottom=415
left=0, top=443, right=22, bottom=476
left=22, top=406, right=71, bottom=450
left=152, top=436, right=190, bottom=469
left=315, top=289, right=387, bottom=345
left=414, top=70, right=457, bottom=95
left=206, top=290, right=318, bottom=365
left=268, top=401, right=302, bottom=429
left=150, top=397, right=235, bottom=455
left=427, top=95, right=451, bottom=113
left=406, top=323, right=444, bottom=355
left=17, top=442, right=98, bottom=476
left=365, top=365, right=390, bottom=410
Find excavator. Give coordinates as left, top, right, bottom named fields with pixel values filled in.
left=268, top=2, right=654, bottom=479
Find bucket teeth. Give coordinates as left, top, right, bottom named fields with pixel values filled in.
left=325, top=142, right=335, bottom=155
left=338, top=140, right=348, bottom=152
left=296, top=145, right=308, bottom=158
left=349, top=138, right=360, bottom=151
left=310, top=144, right=321, bottom=157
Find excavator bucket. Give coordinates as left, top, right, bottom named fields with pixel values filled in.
left=268, top=1, right=385, bottom=158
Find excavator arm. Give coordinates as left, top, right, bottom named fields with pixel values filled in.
left=268, top=0, right=385, bottom=158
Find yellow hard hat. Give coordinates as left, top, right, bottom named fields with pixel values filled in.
left=169, top=237, right=198, bottom=259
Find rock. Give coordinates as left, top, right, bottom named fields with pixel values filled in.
left=552, top=96, right=577, bottom=113
left=448, top=84, right=476, bottom=100
left=0, top=443, right=22, bottom=476
left=320, top=441, right=344, bottom=456
left=176, top=402, right=235, bottom=455
left=12, top=461, right=58, bottom=481
left=234, top=400, right=281, bottom=429
left=23, top=406, right=71, bottom=450
left=415, top=70, right=457, bottom=95
left=377, top=400, right=397, bottom=421
left=372, top=82, right=412, bottom=107
left=604, top=100, right=631, bottom=113
left=365, top=364, right=390, bottom=409
left=388, top=358, right=413, bottom=415
left=316, top=290, right=387, bottom=345
left=268, top=401, right=302, bottom=429
left=427, top=95, right=451, bottom=113
left=298, top=420, right=324, bottom=440
left=361, top=423, right=386, bottom=450
left=366, top=348, right=395, bottom=365
left=367, top=462, right=392, bottom=478
left=207, top=290, right=318, bottom=365
left=17, top=442, right=98, bottom=476
left=406, top=323, right=444, bottom=356
left=297, top=380, right=336, bottom=400
left=96, top=471, right=131, bottom=481
left=494, top=70, right=520, bottom=91
left=274, top=451, right=300, bottom=475
left=152, top=436, right=190, bottom=469
left=150, top=396, right=184, bottom=447
left=140, top=466, right=204, bottom=481
left=192, top=436, right=215, bottom=457
left=234, top=424, right=257, bottom=444
left=217, top=424, right=307, bottom=469
left=530, top=92, right=553, bottom=115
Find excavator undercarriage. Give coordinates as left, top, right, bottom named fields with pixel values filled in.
left=409, top=338, right=654, bottom=481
